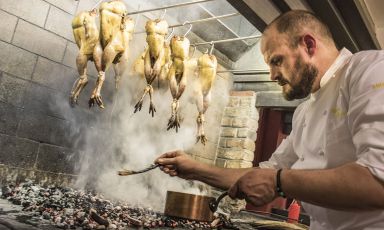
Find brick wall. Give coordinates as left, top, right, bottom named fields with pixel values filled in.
left=212, top=90, right=258, bottom=212
left=216, top=91, right=258, bottom=168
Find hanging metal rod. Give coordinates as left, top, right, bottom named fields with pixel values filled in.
left=217, top=69, right=270, bottom=74
left=169, top=12, right=240, bottom=28
left=127, top=0, right=215, bottom=16
left=191, top=34, right=262, bottom=46
left=133, top=12, right=240, bottom=35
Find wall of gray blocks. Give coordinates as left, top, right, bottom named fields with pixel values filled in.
left=0, top=0, right=117, bottom=177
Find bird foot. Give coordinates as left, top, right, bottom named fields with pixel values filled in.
left=134, top=99, right=144, bottom=113
left=89, top=93, right=104, bottom=109
left=196, top=135, right=208, bottom=145
left=167, top=113, right=181, bottom=132
left=69, top=95, right=78, bottom=107
left=149, top=101, right=156, bottom=117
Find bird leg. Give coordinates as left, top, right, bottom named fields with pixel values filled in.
left=134, top=84, right=152, bottom=113
left=89, top=71, right=105, bottom=108
left=148, top=84, right=156, bottom=117
left=167, top=99, right=180, bottom=132
left=70, top=52, right=89, bottom=107
left=196, top=112, right=207, bottom=145
left=70, top=74, right=88, bottom=107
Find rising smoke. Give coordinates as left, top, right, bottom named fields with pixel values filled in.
left=52, top=0, right=230, bottom=211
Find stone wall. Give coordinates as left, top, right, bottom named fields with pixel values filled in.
left=0, top=0, right=100, bottom=184
left=0, top=0, right=233, bottom=186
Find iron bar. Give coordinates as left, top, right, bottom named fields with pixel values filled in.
left=127, top=0, right=215, bottom=15
left=217, top=69, right=269, bottom=74
left=133, top=13, right=240, bottom=35
left=191, top=34, right=261, bottom=46
left=169, top=12, right=239, bottom=28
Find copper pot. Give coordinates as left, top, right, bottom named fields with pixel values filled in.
left=164, top=191, right=215, bottom=222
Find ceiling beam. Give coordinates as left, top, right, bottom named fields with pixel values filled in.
left=332, top=0, right=378, bottom=50
left=227, top=0, right=267, bottom=32
left=270, top=0, right=291, bottom=13
left=306, top=0, right=359, bottom=52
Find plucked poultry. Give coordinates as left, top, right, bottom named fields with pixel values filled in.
left=167, top=35, right=190, bottom=132
left=134, top=19, right=169, bottom=116
left=132, top=42, right=171, bottom=92
left=194, top=52, right=217, bottom=144
left=89, top=0, right=134, bottom=108
left=70, top=9, right=102, bottom=107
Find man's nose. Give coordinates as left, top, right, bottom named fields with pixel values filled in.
left=270, top=69, right=280, bottom=81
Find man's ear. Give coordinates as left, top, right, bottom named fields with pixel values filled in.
left=302, top=34, right=316, bottom=56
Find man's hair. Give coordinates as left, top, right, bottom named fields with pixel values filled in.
left=264, top=10, right=334, bottom=48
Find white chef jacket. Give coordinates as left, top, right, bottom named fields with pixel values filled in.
left=259, top=48, right=384, bottom=230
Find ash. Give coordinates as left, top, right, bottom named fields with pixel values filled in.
left=1, top=180, right=236, bottom=229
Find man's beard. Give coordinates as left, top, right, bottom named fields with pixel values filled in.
left=283, top=56, right=318, bottom=101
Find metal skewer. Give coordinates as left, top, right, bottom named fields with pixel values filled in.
left=170, top=12, right=239, bottom=28
left=217, top=69, right=270, bottom=74
left=133, top=12, right=239, bottom=35
left=191, top=34, right=262, bottom=46
left=127, top=0, right=215, bottom=16
left=118, top=164, right=159, bottom=176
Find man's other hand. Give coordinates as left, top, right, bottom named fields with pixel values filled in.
left=228, top=168, right=278, bottom=207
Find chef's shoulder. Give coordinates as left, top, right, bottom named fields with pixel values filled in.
left=345, top=50, right=384, bottom=93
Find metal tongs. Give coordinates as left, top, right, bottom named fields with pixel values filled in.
left=118, top=163, right=159, bottom=176
left=209, top=191, right=228, bottom=212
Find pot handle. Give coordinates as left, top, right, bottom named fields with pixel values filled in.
left=209, top=191, right=228, bottom=212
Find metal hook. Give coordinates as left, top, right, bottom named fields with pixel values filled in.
left=92, top=0, right=104, bottom=11
left=133, top=4, right=141, bottom=31
left=166, top=27, right=175, bottom=41
left=183, top=24, right=193, bottom=37
left=160, top=9, right=166, bottom=20
left=190, top=45, right=197, bottom=58
left=209, top=42, right=215, bottom=55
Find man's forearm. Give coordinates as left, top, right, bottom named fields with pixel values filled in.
left=192, top=163, right=253, bottom=190
left=282, top=163, right=384, bottom=210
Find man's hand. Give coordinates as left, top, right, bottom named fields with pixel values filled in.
left=228, top=168, right=278, bottom=207
left=155, top=150, right=200, bottom=180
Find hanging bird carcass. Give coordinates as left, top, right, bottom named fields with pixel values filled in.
left=89, top=0, right=134, bottom=108
left=70, top=9, right=103, bottom=107
left=167, top=35, right=190, bottom=132
left=193, top=52, right=217, bottom=144
left=133, top=18, right=169, bottom=116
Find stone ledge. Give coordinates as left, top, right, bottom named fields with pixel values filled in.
left=0, top=164, right=77, bottom=187
left=230, top=91, right=256, bottom=97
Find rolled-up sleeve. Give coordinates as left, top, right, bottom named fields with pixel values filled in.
left=347, top=53, right=384, bottom=182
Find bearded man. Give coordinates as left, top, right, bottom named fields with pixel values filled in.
left=156, top=10, right=384, bottom=230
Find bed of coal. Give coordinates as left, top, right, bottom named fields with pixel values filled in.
left=0, top=180, right=237, bottom=229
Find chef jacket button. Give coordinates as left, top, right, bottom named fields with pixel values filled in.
left=319, top=151, right=324, bottom=156
left=303, top=123, right=306, bottom=127
left=300, top=157, right=304, bottom=161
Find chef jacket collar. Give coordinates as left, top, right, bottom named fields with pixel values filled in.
left=310, top=48, right=352, bottom=100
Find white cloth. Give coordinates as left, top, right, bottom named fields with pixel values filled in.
left=259, top=48, right=384, bottom=230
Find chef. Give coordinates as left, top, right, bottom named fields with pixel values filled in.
left=156, top=10, right=384, bottom=230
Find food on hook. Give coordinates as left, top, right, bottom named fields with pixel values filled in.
left=192, top=52, right=217, bottom=144
left=167, top=35, right=190, bottom=132
left=88, top=0, right=134, bottom=109
left=134, top=18, right=169, bottom=117
left=70, top=9, right=102, bottom=107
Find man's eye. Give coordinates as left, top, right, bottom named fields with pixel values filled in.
left=271, top=57, right=282, bottom=66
